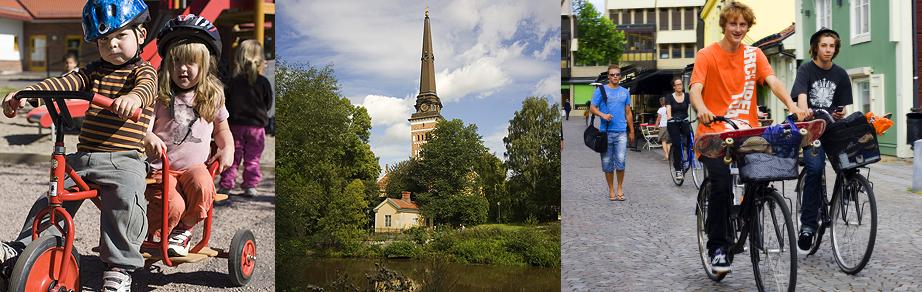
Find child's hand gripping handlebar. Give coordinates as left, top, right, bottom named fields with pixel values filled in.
left=11, top=90, right=142, bottom=122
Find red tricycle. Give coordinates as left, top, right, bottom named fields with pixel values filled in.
left=5, top=90, right=256, bottom=291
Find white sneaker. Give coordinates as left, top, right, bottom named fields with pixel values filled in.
left=167, top=228, right=192, bottom=257
left=102, top=269, right=131, bottom=292
left=0, top=242, right=18, bottom=265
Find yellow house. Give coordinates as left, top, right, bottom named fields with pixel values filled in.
left=373, top=192, right=423, bottom=233
left=700, top=0, right=795, bottom=45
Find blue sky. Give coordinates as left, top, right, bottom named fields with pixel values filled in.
left=278, top=0, right=560, bottom=171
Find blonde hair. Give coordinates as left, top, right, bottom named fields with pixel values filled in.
left=719, top=2, right=756, bottom=34
left=158, top=42, right=225, bottom=122
left=232, top=39, right=264, bottom=85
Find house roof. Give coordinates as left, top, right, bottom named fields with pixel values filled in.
left=0, top=0, right=31, bottom=20
left=18, top=0, right=84, bottom=20
left=373, top=197, right=419, bottom=213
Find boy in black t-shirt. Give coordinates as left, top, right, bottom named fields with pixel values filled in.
left=790, top=28, right=853, bottom=253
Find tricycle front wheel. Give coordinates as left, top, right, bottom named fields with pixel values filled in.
left=8, top=235, right=81, bottom=292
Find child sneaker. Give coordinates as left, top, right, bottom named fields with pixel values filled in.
left=102, top=268, right=131, bottom=292
left=167, top=227, right=192, bottom=257
left=0, top=242, right=18, bottom=265
left=243, top=187, right=258, bottom=197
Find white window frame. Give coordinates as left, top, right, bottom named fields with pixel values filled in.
left=850, top=0, right=870, bottom=44
left=815, top=0, right=831, bottom=30
left=385, top=215, right=392, bottom=227
left=852, top=77, right=871, bottom=114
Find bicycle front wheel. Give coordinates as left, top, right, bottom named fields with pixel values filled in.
left=830, top=173, right=877, bottom=274
left=750, top=189, right=797, bottom=292
left=696, top=179, right=726, bottom=282
left=669, top=150, right=684, bottom=186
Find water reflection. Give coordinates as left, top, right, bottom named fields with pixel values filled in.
left=282, top=257, right=561, bottom=291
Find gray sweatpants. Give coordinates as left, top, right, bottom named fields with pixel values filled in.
left=15, top=151, right=148, bottom=271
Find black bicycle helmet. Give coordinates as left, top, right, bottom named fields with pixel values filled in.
left=157, top=14, right=222, bottom=58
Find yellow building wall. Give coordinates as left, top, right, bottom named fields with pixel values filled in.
left=374, top=203, right=422, bottom=233
left=701, top=0, right=794, bottom=45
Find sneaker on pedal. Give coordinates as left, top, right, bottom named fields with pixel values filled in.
left=797, top=228, right=816, bottom=254
left=0, top=242, right=18, bottom=266
left=102, top=268, right=131, bottom=292
left=167, top=227, right=192, bottom=257
left=710, top=248, right=731, bottom=273
left=675, top=171, right=684, bottom=180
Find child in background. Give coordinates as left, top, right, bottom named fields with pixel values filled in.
left=144, top=14, right=233, bottom=256
left=1, top=0, right=156, bottom=290
left=219, top=40, right=273, bottom=197
left=63, top=52, right=79, bottom=75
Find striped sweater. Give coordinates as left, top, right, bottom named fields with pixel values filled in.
left=25, top=59, right=156, bottom=152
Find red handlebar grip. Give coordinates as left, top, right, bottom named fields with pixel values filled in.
left=91, top=94, right=142, bottom=122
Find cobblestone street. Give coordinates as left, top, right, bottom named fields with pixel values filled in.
left=561, top=117, right=922, bottom=291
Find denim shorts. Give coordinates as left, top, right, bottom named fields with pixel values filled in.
left=601, top=131, right=627, bottom=172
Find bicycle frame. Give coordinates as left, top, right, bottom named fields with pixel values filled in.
left=14, top=90, right=142, bottom=291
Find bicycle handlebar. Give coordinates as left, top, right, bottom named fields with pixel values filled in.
left=13, top=90, right=142, bottom=122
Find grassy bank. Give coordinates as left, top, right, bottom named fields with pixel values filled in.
left=362, top=222, right=560, bottom=267
left=285, top=222, right=561, bottom=268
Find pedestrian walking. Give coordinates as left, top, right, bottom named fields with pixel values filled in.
left=589, top=64, right=634, bottom=201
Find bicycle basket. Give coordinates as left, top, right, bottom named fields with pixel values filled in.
left=821, top=112, right=881, bottom=171
left=736, top=118, right=801, bottom=182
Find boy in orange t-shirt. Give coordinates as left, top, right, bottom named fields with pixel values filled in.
left=688, top=2, right=808, bottom=275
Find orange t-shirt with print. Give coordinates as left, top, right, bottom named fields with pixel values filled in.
left=690, top=42, right=773, bottom=135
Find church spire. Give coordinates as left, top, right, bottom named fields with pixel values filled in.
left=414, top=6, right=440, bottom=115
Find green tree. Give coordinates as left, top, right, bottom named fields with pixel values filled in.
left=503, top=97, right=562, bottom=222
left=573, top=0, right=625, bottom=66
left=275, top=62, right=380, bottom=256
left=414, top=119, right=491, bottom=226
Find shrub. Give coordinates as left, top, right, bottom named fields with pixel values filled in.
left=382, top=240, right=420, bottom=258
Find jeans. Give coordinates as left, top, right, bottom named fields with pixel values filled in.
left=600, top=131, right=627, bottom=172
left=800, top=146, right=826, bottom=231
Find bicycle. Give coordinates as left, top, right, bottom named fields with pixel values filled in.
left=695, top=115, right=825, bottom=291
left=6, top=90, right=257, bottom=291
left=667, top=117, right=704, bottom=189
left=793, top=109, right=878, bottom=274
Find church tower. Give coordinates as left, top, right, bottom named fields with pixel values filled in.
left=409, top=8, right=443, bottom=158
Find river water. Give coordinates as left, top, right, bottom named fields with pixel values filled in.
left=281, top=257, right=561, bottom=291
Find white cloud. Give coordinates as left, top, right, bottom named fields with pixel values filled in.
left=533, top=37, right=559, bottom=60
left=435, top=58, right=511, bottom=102
left=358, top=95, right=414, bottom=126
left=533, top=75, right=562, bottom=100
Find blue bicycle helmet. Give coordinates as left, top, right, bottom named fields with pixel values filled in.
left=82, top=0, right=150, bottom=42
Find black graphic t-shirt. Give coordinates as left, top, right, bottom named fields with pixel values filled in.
left=790, top=61, right=853, bottom=114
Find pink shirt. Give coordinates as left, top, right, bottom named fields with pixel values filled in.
left=150, top=91, right=228, bottom=170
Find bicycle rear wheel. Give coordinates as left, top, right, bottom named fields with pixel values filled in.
left=695, top=179, right=726, bottom=282
left=750, top=189, right=797, bottom=292
left=829, top=173, right=877, bottom=274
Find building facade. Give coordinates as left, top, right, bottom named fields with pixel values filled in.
left=800, top=0, right=914, bottom=157
left=0, top=0, right=97, bottom=73
left=607, top=0, right=704, bottom=71
left=373, top=192, right=423, bottom=233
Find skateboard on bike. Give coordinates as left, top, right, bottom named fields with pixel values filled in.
left=695, top=119, right=826, bottom=159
